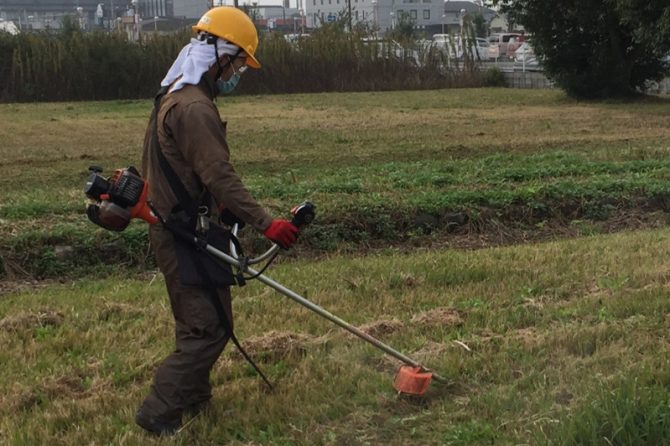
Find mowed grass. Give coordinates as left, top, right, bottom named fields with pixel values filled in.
left=2, top=89, right=670, bottom=278
left=2, top=228, right=670, bottom=444
left=2, top=89, right=670, bottom=193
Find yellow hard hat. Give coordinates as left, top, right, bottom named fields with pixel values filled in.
left=192, top=7, right=261, bottom=69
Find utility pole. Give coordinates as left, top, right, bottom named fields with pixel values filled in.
left=347, top=0, right=352, bottom=31
left=371, top=0, right=378, bottom=37
left=110, top=0, right=114, bottom=31
left=443, top=0, right=450, bottom=34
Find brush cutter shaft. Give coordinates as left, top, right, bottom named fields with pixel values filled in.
left=202, top=242, right=446, bottom=383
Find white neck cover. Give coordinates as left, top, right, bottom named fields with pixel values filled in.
left=161, top=37, right=240, bottom=93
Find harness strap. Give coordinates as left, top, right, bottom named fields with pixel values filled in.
left=153, top=89, right=199, bottom=219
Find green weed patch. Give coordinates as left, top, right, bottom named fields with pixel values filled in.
left=538, top=377, right=670, bottom=445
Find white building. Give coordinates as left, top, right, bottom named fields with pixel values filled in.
left=174, top=0, right=209, bottom=19
left=303, top=0, right=494, bottom=36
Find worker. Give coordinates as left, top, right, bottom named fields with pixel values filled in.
left=137, top=6, right=298, bottom=435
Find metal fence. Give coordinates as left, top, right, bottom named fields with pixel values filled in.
left=502, top=71, right=555, bottom=89
left=499, top=69, right=670, bottom=95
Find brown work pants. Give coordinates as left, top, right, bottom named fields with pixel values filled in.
left=140, top=226, right=233, bottom=421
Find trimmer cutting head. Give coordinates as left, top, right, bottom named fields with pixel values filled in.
left=393, top=365, right=433, bottom=396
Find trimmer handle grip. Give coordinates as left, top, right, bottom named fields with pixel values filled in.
left=291, top=201, right=316, bottom=228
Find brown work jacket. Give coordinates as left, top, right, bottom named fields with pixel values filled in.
left=141, top=77, right=272, bottom=237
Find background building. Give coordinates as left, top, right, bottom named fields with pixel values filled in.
left=303, top=0, right=494, bottom=36
left=173, top=0, right=207, bottom=18
left=0, top=0, right=208, bottom=31
left=0, top=0, right=498, bottom=36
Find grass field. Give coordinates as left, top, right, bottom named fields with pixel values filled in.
left=2, top=89, right=670, bottom=279
left=1, top=89, right=670, bottom=444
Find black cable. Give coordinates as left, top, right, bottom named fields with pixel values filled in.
left=242, top=251, right=279, bottom=281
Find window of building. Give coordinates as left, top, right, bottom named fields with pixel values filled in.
left=320, top=0, right=323, bottom=5
left=423, top=9, right=429, bottom=19
left=410, top=9, right=417, bottom=19
left=328, top=0, right=331, bottom=4
left=313, top=0, right=316, bottom=4
left=355, top=10, right=359, bottom=19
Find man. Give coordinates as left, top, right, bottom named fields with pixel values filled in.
left=137, top=7, right=298, bottom=435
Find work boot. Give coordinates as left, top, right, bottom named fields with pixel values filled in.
left=135, top=409, right=181, bottom=436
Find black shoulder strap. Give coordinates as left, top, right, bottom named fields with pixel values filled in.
left=153, top=88, right=199, bottom=219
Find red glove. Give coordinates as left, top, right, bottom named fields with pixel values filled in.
left=264, top=219, right=299, bottom=249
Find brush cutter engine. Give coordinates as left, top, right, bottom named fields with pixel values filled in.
left=84, top=165, right=158, bottom=232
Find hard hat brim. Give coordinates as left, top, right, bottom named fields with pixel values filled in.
left=246, top=54, right=261, bottom=69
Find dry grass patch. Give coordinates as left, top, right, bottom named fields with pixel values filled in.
left=96, top=302, right=145, bottom=322
left=0, top=309, right=64, bottom=331
left=411, top=307, right=464, bottom=327
left=228, top=330, right=315, bottom=363
left=413, top=340, right=452, bottom=359
left=356, top=318, right=405, bottom=337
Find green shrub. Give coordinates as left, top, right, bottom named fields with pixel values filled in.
left=481, top=67, right=507, bottom=87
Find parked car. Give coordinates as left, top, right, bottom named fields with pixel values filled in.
left=487, top=32, right=524, bottom=59
left=512, top=41, right=541, bottom=70
left=512, top=41, right=534, bottom=62
left=474, top=37, right=490, bottom=60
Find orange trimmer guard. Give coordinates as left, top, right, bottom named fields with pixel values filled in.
left=393, top=365, right=433, bottom=396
